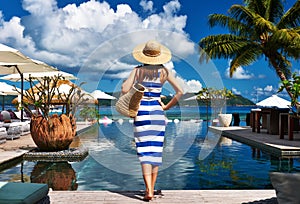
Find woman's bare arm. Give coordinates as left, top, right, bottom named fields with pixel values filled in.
left=159, top=72, right=183, bottom=110
left=121, top=68, right=138, bottom=94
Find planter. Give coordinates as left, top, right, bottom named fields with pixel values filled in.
left=30, top=114, right=76, bottom=151
left=218, top=114, right=232, bottom=127
left=31, top=161, right=78, bottom=190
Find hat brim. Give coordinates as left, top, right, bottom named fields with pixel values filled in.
left=132, top=42, right=171, bottom=65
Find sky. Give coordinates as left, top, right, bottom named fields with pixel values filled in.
left=0, top=0, right=298, bottom=102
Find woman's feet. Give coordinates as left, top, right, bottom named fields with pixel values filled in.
left=143, top=191, right=154, bottom=201
left=143, top=194, right=153, bottom=201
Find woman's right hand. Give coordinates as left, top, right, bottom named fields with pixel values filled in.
left=158, top=100, right=168, bottom=111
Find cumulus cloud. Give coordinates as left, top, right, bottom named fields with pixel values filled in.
left=140, top=0, right=154, bottom=12
left=251, top=85, right=276, bottom=102
left=225, top=60, right=254, bottom=79
left=232, top=87, right=241, bottom=95
left=264, top=85, right=273, bottom=92
left=162, top=61, right=202, bottom=94
left=0, top=0, right=193, bottom=81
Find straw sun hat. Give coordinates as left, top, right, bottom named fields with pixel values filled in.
left=132, top=40, right=171, bottom=65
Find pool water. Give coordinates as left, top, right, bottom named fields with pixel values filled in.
left=0, top=120, right=299, bottom=191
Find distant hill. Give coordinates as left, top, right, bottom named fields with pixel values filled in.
left=175, top=93, right=255, bottom=106
left=97, top=92, right=255, bottom=107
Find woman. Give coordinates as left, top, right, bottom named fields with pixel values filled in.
left=122, top=40, right=183, bottom=200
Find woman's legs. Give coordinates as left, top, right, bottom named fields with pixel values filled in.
left=142, top=164, right=153, bottom=198
left=151, top=165, right=159, bottom=195
left=141, top=164, right=159, bottom=199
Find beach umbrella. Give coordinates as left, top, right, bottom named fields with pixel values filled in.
left=256, top=94, right=290, bottom=108
left=0, top=82, right=21, bottom=110
left=12, top=80, right=97, bottom=105
left=91, top=90, right=116, bottom=112
left=0, top=82, right=21, bottom=95
left=0, top=91, right=6, bottom=110
left=256, top=95, right=290, bottom=109
left=91, top=90, right=116, bottom=100
left=0, top=43, right=57, bottom=120
left=0, top=71, right=77, bottom=81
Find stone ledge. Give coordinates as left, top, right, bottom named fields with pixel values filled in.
left=23, top=147, right=88, bottom=162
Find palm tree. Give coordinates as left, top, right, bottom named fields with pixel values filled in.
left=199, top=0, right=300, bottom=100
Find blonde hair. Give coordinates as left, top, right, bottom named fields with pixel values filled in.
left=136, top=65, right=168, bottom=83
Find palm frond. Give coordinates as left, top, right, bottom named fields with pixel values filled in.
left=264, top=0, right=284, bottom=22
left=244, top=0, right=266, bottom=17
left=277, top=0, right=300, bottom=28
left=208, top=14, right=250, bottom=36
left=252, top=14, right=276, bottom=32
left=199, top=34, right=251, bottom=62
left=229, top=44, right=262, bottom=77
left=229, top=4, right=256, bottom=25
left=270, top=28, right=300, bottom=58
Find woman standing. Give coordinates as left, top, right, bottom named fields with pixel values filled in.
left=121, top=40, right=183, bottom=201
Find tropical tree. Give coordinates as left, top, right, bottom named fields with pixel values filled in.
left=197, top=87, right=235, bottom=117
left=199, top=0, right=300, bottom=102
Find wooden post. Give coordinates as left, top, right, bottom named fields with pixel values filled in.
left=252, top=111, right=255, bottom=132
left=279, top=113, right=285, bottom=139
left=288, top=114, right=294, bottom=141
left=256, top=111, right=260, bottom=133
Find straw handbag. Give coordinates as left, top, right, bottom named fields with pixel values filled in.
left=116, top=83, right=145, bottom=118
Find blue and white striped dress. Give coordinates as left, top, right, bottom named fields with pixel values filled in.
left=134, top=69, right=165, bottom=166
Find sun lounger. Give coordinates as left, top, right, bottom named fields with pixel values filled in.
left=6, top=123, right=21, bottom=140
left=0, top=127, right=7, bottom=144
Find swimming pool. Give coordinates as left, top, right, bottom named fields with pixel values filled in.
left=0, top=120, right=299, bottom=191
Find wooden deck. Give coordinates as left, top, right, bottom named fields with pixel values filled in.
left=209, top=126, right=300, bottom=157
left=49, top=190, right=277, bottom=204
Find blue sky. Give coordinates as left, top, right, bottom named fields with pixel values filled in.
left=0, top=0, right=298, bottom=102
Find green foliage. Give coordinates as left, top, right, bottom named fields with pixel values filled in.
left=197, top=88, right=235, bottom=116
left=15, top=74, right=90, bottom=120
left=278, top=72, right=300, bottom=106
left=79, top=106, right=100, bottom=121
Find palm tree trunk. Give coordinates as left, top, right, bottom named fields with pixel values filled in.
left=269, top=57, right=294, bottom=100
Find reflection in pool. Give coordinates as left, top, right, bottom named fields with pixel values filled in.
left=0, top=120, right=299, bottom=191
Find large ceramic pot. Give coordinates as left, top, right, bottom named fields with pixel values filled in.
left=31, top=162, right=78, bottom=190
left=30, top=114, right=76, bottom=151
left=218, top=113, right=232, bottom=127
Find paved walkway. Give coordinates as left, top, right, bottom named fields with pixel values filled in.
left=49, top=190, right=277, bottom=204
left=210, top=126, right=300, bottom=157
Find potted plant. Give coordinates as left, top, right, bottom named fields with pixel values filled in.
left=278, top=72, right=300, bottom=116
left=198, top=87, right=235, bottom=127
left=18, top=75, right=92, bottom=151
left=79, top=105, right=100, bottom=123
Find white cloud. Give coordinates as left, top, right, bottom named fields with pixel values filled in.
left=0, top=0, right=193, bottom=79
left=225, top=60, right=254, bottom=79
left=252, top=85, right=277, bottom=102
left=264, top=85, right=273, bottom=92
left=232, top=87, right=241, bottom=95
left=175, top=77, right=202, bottom=94
left=140, top=0, right=154, bottom=12
left=161, top=61, right=202, bottom=94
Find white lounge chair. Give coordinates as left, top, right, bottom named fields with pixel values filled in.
left=0, top=127, right=7, bottom=144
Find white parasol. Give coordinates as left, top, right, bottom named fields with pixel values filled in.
left=256, top=95, right=291, bottom=109
left=91, top=90, right=116, bottom=100
left=0, top=71, right=77, bottom=81
left=0, top=43, right=57, bottom=120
